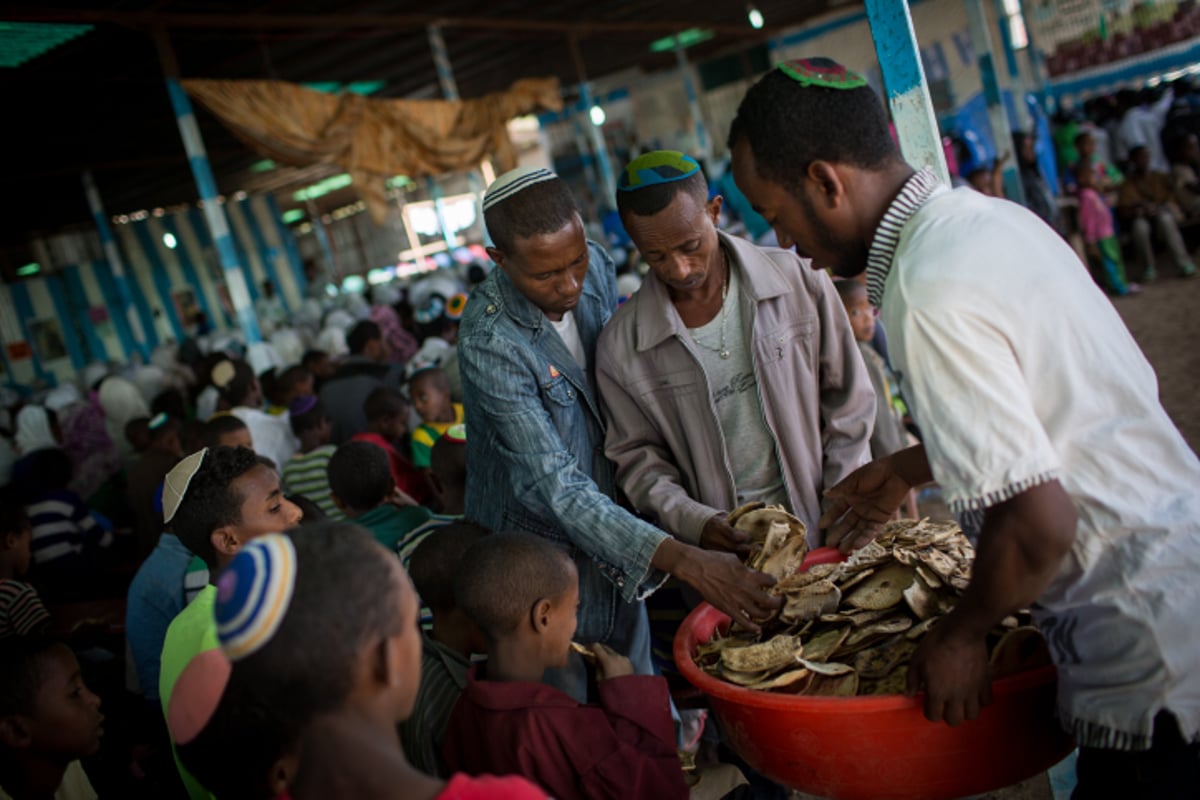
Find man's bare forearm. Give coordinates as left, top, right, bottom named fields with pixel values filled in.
left=945, top=480, right=1077, bottom=638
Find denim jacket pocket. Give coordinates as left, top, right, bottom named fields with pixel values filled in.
left=756, top=315, right=817, bottom=365
left=541, top=375, right=579, bottom=406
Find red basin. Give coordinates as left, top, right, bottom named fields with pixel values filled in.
left=674, top=550, right=1074, bottom=799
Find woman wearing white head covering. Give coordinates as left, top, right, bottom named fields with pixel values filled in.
left=14, top=405, right=59, bottom=455
left=43, top=384, right=82, bottom=415
left=98, top=376, right=150, bottom=459
left=212, top=359, right=297, bottom=468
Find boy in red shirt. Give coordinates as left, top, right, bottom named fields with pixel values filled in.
left=443, top=533, right=688, bottom=800
left=351, top=387, right=429, bottom=504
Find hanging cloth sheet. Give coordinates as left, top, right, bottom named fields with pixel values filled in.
left=182, top=77, right=563, bottom=223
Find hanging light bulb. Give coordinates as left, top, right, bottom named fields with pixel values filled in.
left=589, top=104, right=607, bottom=127
left=162, top=232, right=178, bottom=249
left=747, top=4, right=764, bottom=29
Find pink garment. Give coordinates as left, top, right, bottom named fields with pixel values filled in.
left=370, top=305, right=419, bottom=365
left=1078, top=187, right=1115, bottom=243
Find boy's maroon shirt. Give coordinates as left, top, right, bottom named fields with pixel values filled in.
left=442, top=669, right=688, bottom=800
left=349, top=432, right=430, bottom=504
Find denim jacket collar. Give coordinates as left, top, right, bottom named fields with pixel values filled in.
left=634, top=230, right=793, bottom=353
left=491, top=245, right=610, bottom=334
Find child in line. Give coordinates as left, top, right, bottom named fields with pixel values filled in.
left=396, top=425, right=468, bottom=569
left=1077, top=163, right=1140, bottom=296
left=401, top=521, right=489, bottom=777
left=0, top=502, right=49, bottom=641
left=351, top=387, right=429, bottom=504
left=328, top=441, right=430, bottom=551
left=836, top=281, right=919, bottom=520
left=158, top=446, right=302, bottom=799
left=21, top=444, right=114, bottom=602
left=204, top=415, right=253, bottom=451
left=443, top=532, right=689, bottom=800
left=0, top=638, right=103, bottom=800
left=408, top=367, right=464, bottom=470
left=281, top=396, right=340, bottom=519
left=211, top=359, right=297, bottom=469
left=172, top=524, right=546, bottom=800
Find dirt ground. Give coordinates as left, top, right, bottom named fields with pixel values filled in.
left=1111, top=273, right=1200, bottom=454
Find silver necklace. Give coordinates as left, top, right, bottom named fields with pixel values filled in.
left=692, top=257, right=731, bottom=359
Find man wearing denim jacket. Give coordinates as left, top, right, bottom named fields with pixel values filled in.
left=460, top=168, right=780, bottom=699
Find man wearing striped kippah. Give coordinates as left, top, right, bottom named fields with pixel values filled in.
left=459, top=167, right=781, bottom=700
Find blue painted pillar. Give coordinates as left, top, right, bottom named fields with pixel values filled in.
left=569, top=34, right=618, bottom=208
left=964, top=0, right=1026, bottom=204
left=163, top=78, right=261, bottom=344
left=427, top=24, right=485, bottom=243
left=82, top=170, right=148, bottom=362
left=266, top=195, right=308, bottom=299
left=675, top=39, right=711, bottom=160
left=306, top=200, right=337, bottom=286
left=1018, top=0, right=1050, bottom=110
left=571, top=115, right=604, bottom=214
left=864, top=0, right=951, bottom=185
left=994, top=0, right=1022, bottom=82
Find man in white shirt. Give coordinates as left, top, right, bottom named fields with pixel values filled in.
left=1117, top=87, right=1175, bottom=173
left=729, top=58, right=1200, bottom=797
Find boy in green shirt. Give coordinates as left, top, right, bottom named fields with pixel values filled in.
left=408, top=366, right=464, bottom=469
left=329, top=441, right=430, bottom=551
left=157, top=446, right=302, bottom=799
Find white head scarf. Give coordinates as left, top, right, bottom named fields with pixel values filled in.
left=246, top=341, right=282, bottom=377
left=82, top=363, right=110, bottom=392
left=44, top=384, right=83, bottom=414
left=98, top=376, right=150, bottom=458
left=269, top=328, right=305, bottom=368
left=14, top=405, right=58, bottom=454
left=316, top=326, right=348, bottom=358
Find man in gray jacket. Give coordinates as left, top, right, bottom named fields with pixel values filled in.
left=597, top=151, right=875, bottom=551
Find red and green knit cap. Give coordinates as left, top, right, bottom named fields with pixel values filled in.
left=618, top=150, right=701, bottom=192
left=778, top=57, right=867, bottom=89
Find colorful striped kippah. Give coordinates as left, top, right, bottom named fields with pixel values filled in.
left=778, top=58, right=868, bottom=90
left=445, top=292, right=468, bottom=320
left=215, top=534, right=297, bottom=661
left=482, top=167, right=558, bottom=211
left=618, top=150, right=701, bottom=192
left=414, top=295, right=445, bottom=325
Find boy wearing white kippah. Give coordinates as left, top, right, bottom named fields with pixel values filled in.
left=156, top=446, right=301, bottom=799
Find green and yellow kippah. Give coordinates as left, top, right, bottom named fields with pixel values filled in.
left=778, top=57, right=867, bottom=90
left=618, top=150, right=701, bottom=192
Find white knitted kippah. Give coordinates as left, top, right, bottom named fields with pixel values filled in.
left=482, top=167, right=558, bottom=211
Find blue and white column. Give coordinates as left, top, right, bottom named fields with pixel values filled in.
left=675, top=39, right=711, bottom=160
left=82, top=170, right=148, bottom=362
left=427, top=23, right=484, bottom=243
left=1017, top=0, right=1050, bottom=110
left=965, top=0, right=1025, bottom=204
left=864, top=0, right=951, bottom=185
left=578, top=81, right=618, bottom=207
left=164, top=78, right=261, bottom=344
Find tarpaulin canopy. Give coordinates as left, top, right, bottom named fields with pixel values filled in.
left=183, top=76, right=563, bottom=222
